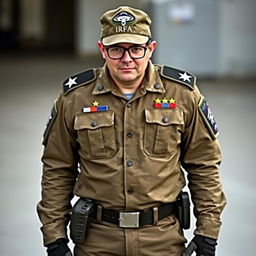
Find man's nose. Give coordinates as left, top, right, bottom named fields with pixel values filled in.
left=121, top=50, right=133, bottom=62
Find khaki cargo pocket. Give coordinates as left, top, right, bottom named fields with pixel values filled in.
left=144, top=109, right=184, bottom=157
left=74, top=110, right=116, bottom=159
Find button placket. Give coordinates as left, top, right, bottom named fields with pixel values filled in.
left=123, top=98, right=139, bottom=207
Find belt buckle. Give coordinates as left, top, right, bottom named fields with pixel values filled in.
left=119, top=211, right=140, bottom=228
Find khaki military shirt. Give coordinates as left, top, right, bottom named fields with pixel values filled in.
left=37, top=61, right=226, bottom=245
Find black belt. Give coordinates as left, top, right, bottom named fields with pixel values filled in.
left=93, top=202, right=176, bottom=228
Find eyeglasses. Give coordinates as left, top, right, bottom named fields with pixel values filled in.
left=105, top=45, right=148, bottom=60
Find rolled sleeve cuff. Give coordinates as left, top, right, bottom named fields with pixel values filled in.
left=41, top=222, right=68, bottom=246
left=194, top=216, right=222, bottom=239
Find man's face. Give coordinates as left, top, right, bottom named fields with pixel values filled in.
left=97, top=41, right=157, bottom=86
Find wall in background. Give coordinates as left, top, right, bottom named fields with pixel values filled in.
left=1, top=0, right=256, bottom=76
left=75, top=0, right=141, bottom=55
left=220, top=0, right=256, bottom=76
left=75, top=0, right=256, bottom=76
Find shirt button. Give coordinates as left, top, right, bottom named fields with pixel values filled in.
left=97, top=85, right=104, bottom=91
left=91, top=121, right=97, bottom=127
left=127, top=103, right=132, bottom=108
left=127, top=132, right=133, bottom=138
left=162, top=117, right=169, bottom=123
left=127, top=188, right=134, bottom=194
left=154, top=83, right=160, bottom=89
left=126, top=160, right=133, bottom=167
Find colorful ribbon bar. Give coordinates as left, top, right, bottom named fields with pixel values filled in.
left=83, top=105, right=108, bottom=113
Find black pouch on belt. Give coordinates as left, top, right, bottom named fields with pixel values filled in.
left=70, top=198, right=95, bottom=244
left=176, top=191, right=190, bottom=229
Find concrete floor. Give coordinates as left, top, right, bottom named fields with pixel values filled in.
left=0, top=54, right=255, bottom=255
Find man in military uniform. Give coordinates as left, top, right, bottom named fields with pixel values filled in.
left=37, top=6, right=226, bottom=256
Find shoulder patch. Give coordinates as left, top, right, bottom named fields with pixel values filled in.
left=161, top=66, right=196, bottom=90
left=198, top=96, right=219, bottom=139
left=63, top=69, right=96, bottom=94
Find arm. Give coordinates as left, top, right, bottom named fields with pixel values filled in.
left=181, top=86, right=226, bottom=240
left=37, top=92, right=79, bottom=246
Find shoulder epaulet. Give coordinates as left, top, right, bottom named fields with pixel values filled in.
left=63, top=69, right=96, bottom=94
left=160, top=65, right=196, bottom=90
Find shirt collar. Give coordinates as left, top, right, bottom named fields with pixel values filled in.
left=92, top=64, right=113, bottom=95
left=142, top=61, right=165, bottom=94
left=92, top=61, right=165, bottom=95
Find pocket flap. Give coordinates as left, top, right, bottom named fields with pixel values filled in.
left=145, top=109, right=184, bottom=126
left=74, top=110, right=114, bottom=130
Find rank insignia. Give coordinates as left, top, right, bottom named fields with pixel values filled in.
left=161, top=66, right=196, bottom=90
left=63, top=69, right=96, bottom=94
left=82, top=101, right=108, bottom=113
left=179, top=72, right=192, bottom=82
left=153, top=98, right=176, bottom=109
left=198, top=96, right=219, bottom=139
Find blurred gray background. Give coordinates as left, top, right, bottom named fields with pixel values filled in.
left=0, top=0, right=256, bottom=255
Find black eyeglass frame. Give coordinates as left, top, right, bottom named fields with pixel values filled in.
left=103, top=39, right=152, bottom=60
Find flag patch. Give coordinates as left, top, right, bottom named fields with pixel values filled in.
left=198, top=96, right=219, bottom=139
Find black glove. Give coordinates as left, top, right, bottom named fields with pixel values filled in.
left=46, top=238, right=72, bottom=256
left=183, top=235, right=217, bottom=256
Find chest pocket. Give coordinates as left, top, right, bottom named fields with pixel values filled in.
left=144, top=109, right=184, bottom=157
left=74, top=110, right=117, bottom=159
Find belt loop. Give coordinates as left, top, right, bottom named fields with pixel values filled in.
left=153, top=207, right=158, bottom=225
left=97, top=205, right=103, bottom=223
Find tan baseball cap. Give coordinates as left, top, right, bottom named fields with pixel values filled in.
left=100, top=6, right=152, bottom=46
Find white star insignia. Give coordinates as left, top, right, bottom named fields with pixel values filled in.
left=179, top=72, right=192, bottom=82
left=65, top=77, right=77, bottom=88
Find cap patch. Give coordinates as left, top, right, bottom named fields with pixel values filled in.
left=198, top=96, right=219, bottom=139
left=113, top=11, right=135, bottom=26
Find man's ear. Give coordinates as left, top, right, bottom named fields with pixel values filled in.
left=148, top=41, right=157, bottom=58
left=97, top=41, right=106, bottom=59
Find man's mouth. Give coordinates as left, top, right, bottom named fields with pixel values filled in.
left=119, top=67, right=135, bottom=71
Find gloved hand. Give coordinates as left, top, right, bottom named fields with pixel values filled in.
left=46, top=238, right=72, bottom=256
left=183, top=235, right=217, bottom=256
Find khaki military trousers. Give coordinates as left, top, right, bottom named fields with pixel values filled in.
left=74, top=215, right=186, bottom=256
